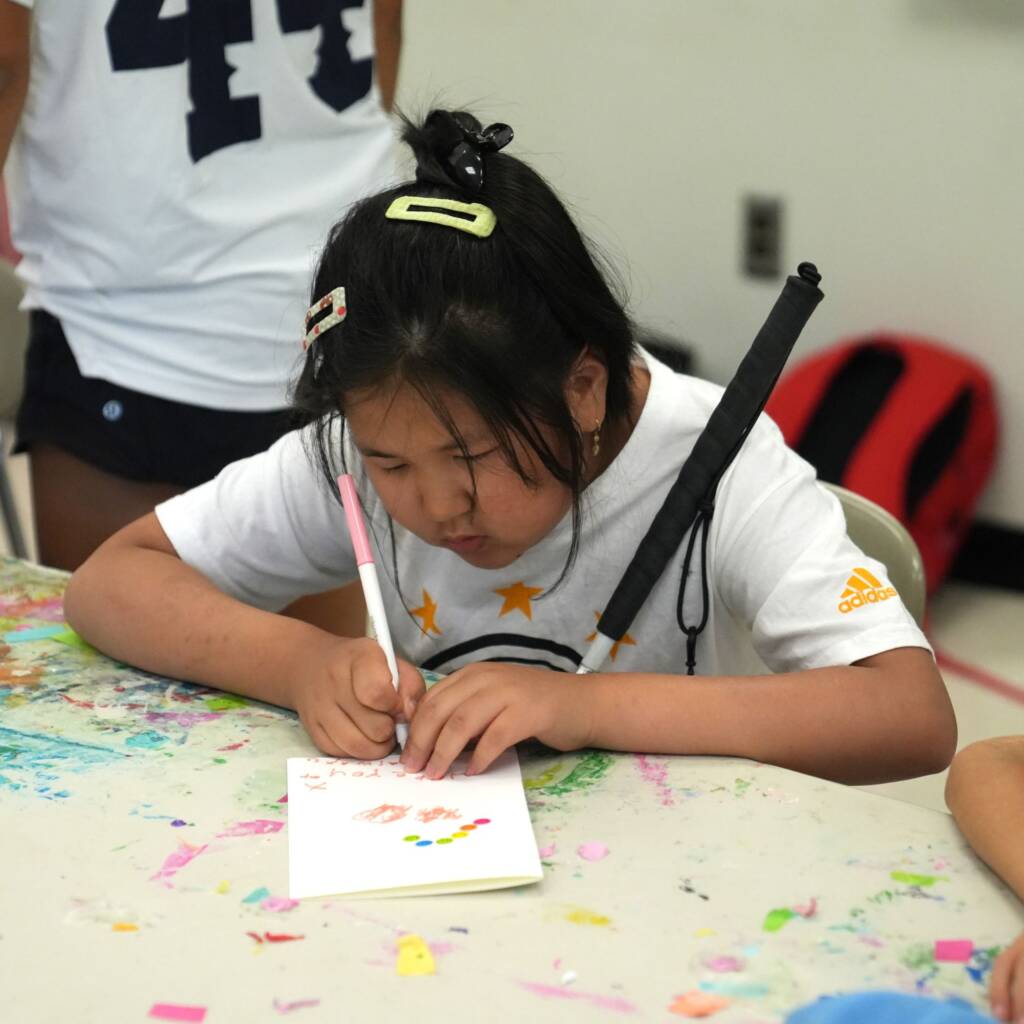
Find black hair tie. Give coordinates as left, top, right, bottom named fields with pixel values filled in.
left=427, top=113, right=514, bottom=192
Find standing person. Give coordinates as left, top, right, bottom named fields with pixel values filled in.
left=65, top=109, right=956, bottom=782
left=0, top=0, right=400, bottom=613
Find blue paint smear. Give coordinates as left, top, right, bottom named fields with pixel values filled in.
left=125, top=730, right=167, bottom=750
left=242, top=887, right=271, bottom=904
left=699, top=979, right=771, bottom=998
left=2, top=625, right=66, bottom=644
left=0, top=725, right=125, bottom=798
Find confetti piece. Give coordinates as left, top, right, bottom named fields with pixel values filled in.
left=261, top=896, right=299, bottom=912
left=668, top=991, right=730, bottom=1017
left=577, top=841, right=610, bottom=862
left=148, top=1004, right=207, bottom=1022
left=890, top=871, right=947, bottom=887
left=243, top=887, right=271, bottom=904
left=112, top=922, right=138, bottom=932
left=762, top=908, right=796, bottom=932
left=396, top=933, right=436, bottom=976
left=935, top=939, right=974, bottom=963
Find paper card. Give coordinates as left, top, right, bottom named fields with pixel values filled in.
left=286, top=749, right=542, bottom=899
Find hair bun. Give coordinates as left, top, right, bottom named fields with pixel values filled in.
left=401, top=109, right=513, bottom=193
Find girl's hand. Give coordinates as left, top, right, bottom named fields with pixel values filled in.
left=399, top=663, right=592, bottom=779
left=991, top=932, right=1024, bottom=1022
left=291, top=635, right=425, bottom=759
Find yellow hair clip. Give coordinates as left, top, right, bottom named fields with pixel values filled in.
left=385, top=196, right=496, bottom=238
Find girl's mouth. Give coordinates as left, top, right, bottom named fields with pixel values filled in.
left=442, top=535, right=486, bottom=555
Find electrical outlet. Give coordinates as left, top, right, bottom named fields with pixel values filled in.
left=743, top=195, right=782, bottom=279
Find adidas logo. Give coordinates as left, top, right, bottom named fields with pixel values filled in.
left=838, top=567, right=898, bottom=613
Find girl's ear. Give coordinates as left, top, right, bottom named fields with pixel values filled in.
left=564, top=349, right=608, bottom=432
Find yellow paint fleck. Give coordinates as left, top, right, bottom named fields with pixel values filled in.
left=694, top=927, right=716, bottom=938
left=396, top=933, right=436, bottom=976
left=215, top=880, right=230, bottom=894
left=564, top=906, right=611, bottom=927
left=523, top=763, right=564, bottom=790
left=111, top=922, right=138, bottom=932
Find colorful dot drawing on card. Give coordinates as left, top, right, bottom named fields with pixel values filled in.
left=402, top=818, right=492, bottom=847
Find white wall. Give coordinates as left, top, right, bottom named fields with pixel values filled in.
left=396, top=0, right=1024, bottom=529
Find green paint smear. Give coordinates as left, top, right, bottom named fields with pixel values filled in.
left=51, top=628, right=95, bottom=652
left=528, top=750, right=614, bottom=797
left=900, top=943, right=936, bottom=969
left=890, top=870, right=948, bottom=887
left=763, top=908, right=796, bottom=932
left=734, top=778, right=752, bottom=795
left=523, top=763, right=565, bottom=790
left=205, top=694, right=248, bottom=712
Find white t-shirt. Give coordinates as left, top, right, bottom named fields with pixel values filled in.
left=5, top=0, right=396, bottom=410
left=155, top=352, right=930, bottom=677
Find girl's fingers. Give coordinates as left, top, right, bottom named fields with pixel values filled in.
left=992, top=943, right=1019, bottom=1020
left=396, top=660, right=426, bottom=721
left=422, top=693, right=507, bottom=780
left=320, top=702, right=393, bottom=760
left=307, top=717, right=345, bottom=757
left=401, top=678, right=476, bottom=772
left=350, top=647, right=402, bottom=715
left=466, top=709, right=525, bottom=776
left=1010, top=948, right=1024, bottom=1024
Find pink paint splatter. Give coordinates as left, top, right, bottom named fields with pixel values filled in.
left=261, top=897, right=300, bottom=912
left=577, top=841, right=610, bottom=862
left=218, top=819, right=285, bottom=838
left=935, top=939, right=974, bottom=963
left=539, top=843, right=557, bottom=858
left=704, top=955, right=744, bottom=973
left=150, top=843, right=209, bottom=887
left=148, top=1004, right=207, bottom=1022
left=518, top=981, right=637, bottom=1014
left=794, top=897, right=818, bottom=919
left=146, top=711, right=221, bottom=729
left=278, top=794, right=288, bottom=803
left=635, top=754, right=674, bottom=807
left=272, top=997, right=320, bottom=1014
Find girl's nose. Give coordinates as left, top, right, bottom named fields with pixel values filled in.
left=418, top=472, right=472, bottom=524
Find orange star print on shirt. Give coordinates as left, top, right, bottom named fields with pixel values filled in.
left=586, top=612, right=636, bottom=660
left=411, top=589, right=442, bottom=636
left=494, top=581, right=544, bottom=620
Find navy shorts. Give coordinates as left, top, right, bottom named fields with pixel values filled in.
left=14, top=309, right=294, bottom=487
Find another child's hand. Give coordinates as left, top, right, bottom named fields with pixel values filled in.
left=991, top=932, right=1024, bottom=1021
left=399, top=663, right=591, bottom=779
left=292, top=636, right=424, bottom=759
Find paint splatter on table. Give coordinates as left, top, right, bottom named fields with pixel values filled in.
left=2, top=557, right=1022, bottom=1022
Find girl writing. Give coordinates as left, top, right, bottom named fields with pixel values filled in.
left=65, top=110, right=956, bottom=785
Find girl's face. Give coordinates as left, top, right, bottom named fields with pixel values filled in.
left=345, top=381, right=576, bottom=570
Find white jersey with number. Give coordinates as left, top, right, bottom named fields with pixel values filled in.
left=5, top=0, right=396, bottom=410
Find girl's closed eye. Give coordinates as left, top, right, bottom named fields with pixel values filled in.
left=379, top=462, right=408, bottom=474
left=457, top=447, right=499, bottom=464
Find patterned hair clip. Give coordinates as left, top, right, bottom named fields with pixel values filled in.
left=385, top=196, right=496, bottom=238
left=302, top=286, right=347, bottom=351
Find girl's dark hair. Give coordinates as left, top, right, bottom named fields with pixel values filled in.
left=292, top=109, right=637, bottom=587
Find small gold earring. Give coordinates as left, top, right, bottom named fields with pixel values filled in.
left=592, top=420, right=602, bottom=458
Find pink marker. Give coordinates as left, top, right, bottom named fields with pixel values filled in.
left=337, top=475, right=408, bottom=749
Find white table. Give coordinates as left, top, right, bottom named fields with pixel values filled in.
left=2, top=558, right=1020, bottom=1023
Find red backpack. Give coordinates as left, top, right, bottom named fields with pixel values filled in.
left=765, top=333, right=998, bottom=594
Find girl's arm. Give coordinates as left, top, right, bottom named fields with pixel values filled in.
left=0, top=1, right=30, bottom=172
left=945, top=737, right=1024, bottom=900
left=65, top=513, right=325, bottom=709
left=584, top=647, right=954, bottom=784
left=401, top=646, right=954, bottom=785
left=64, top=513, right=424, bottom=758
left=372, top=0, right=402, bottom=112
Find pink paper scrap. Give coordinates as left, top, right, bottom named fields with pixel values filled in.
left=148, top=1004, right=207, bottom=1022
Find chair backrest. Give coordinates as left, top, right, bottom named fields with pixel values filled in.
left=0, top=260, right=29, bottom=420
left=823, top=482, right=926, bottom=628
